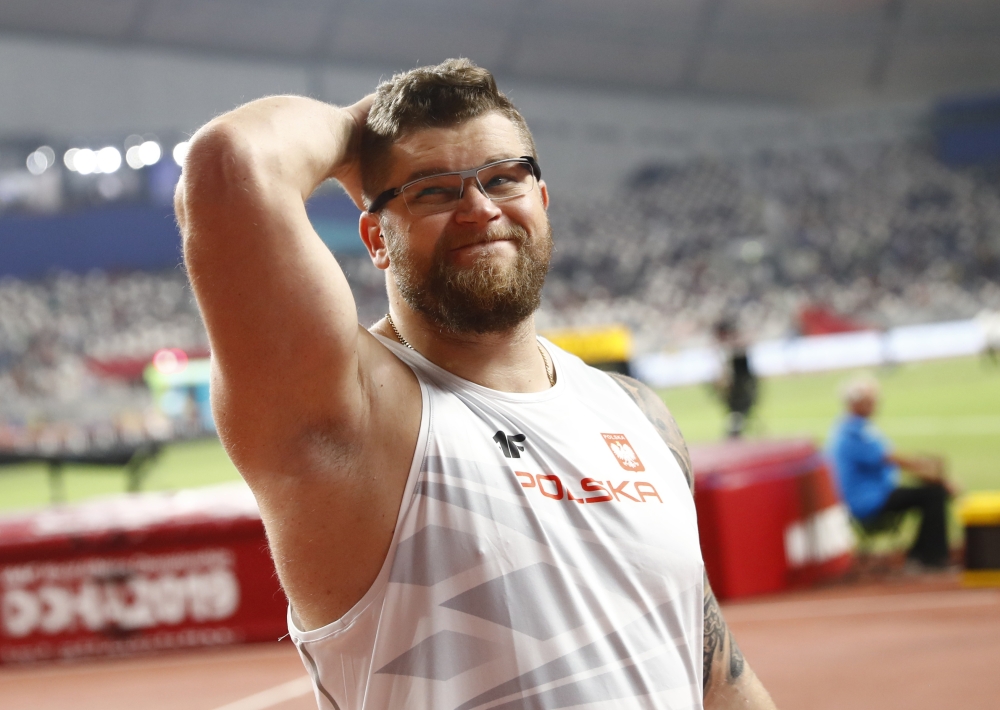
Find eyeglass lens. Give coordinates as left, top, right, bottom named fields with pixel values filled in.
left=400, top=160, right=535, bottom=215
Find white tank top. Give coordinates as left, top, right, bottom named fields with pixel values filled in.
left=289, top=336, right=704, bottom=710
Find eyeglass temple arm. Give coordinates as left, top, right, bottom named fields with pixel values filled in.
left=522, top=155, right=542, bottom=180
left=367, top=187, right=399, bottom=214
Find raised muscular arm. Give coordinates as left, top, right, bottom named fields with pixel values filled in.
left=608, top=373, right=778, bottom=709
left=176, top=95, right=420, bottom=629
left=177, top=96, right=378, bottom=471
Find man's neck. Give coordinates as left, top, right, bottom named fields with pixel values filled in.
left=374, top=304, right=552, bottom=393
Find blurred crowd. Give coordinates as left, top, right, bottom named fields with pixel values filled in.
left=0, top=270, right=206, bottom=452
left=539, top=140, right=1000, bottom=353
left=2, top=137, right=1000, bottom=440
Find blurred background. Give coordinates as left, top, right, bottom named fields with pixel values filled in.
left=2, top=0, right=999, bottom=502
left=1, top=2, right=999, bottom=708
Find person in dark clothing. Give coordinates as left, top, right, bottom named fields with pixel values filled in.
left=713, top=318, right=759, bottom=438
left=827, top=375, right=957, bottom=569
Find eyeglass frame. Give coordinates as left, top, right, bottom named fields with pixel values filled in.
left=366, top=155, right=542, bottom=214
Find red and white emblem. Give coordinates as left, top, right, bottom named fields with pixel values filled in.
left=601, top=433, right=645, bottom=472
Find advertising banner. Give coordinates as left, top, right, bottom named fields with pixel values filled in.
left=0, top=484, right=286, bottom=664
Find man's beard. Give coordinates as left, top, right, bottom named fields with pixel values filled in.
left=384, top=220, right=552, bottom=334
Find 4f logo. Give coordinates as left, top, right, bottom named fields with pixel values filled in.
left=494, top=431, right=526, bottom=459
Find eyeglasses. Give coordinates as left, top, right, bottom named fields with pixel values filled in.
left=367, top=156, right=541, bottom=215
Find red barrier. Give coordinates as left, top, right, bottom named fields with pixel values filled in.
left=0, top=440, right=852, bottom=662
left=692, top=438, right=854, bottom=601
left=0, top=485, right=286, bottom=664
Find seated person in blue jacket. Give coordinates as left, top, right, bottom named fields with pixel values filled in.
left=827, top=375, right=957, bottom=569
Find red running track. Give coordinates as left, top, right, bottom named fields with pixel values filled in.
left=2, top=572, right=998, bottom=710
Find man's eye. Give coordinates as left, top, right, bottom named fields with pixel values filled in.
left=483, top=166, right=529, bottom=190
left=416, top=186, right=452, bottom=197
left=410, top=185, right=460, bottom=204
left=485, top=175, right=513, bottom=188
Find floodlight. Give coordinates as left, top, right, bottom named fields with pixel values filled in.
left=26, top=151, right=47, bottom=175
left=96, top=147, right=122, bottom=174
left=138, top=140, right=161, bottom=166
left=75, top=149, right=97, bottom=175
left=172, top=141, right=190, bottom=166
left=64, top=148, right=80, bottom=171
left=37, top=146, right=55, bottom=166
left=126, top=145, right=144, bottom=170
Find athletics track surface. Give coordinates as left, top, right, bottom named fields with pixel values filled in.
left=2, top=573, right=997, bottom=710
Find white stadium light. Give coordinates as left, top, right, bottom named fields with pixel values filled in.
left=138, top=140, right=161, bottom=166
left=126, top=140, right=162, bottom=170
left=63, top=148, right=80, bottom=172
left=67, top=140, right=158, bottom=174
left=126, top=145, right=144, bottom=170
left=26, top=150, right=49, bottom=176
left=74, top=148, right=97, bottom=175
left=173, top=141, right=190, bottom=167
left=37, top=146, right=55, bottom=166
left=96, top=146, right=122, bottom=174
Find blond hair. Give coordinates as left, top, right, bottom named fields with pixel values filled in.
left=841, top=373, right=880, bottom=405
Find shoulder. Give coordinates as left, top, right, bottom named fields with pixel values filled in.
left=831, top=415, right=864, bottom=442
left=844, top=416, right=880, bottom=445
left=605, top=372, right=694, bottom=492
left=827, top=417, right=850, bottom=443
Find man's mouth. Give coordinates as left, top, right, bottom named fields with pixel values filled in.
left=450, top=237, right=518, bottom=255
left=445, top=228, right=526, bottom=263
left=448, top=226, right=528, bottom=253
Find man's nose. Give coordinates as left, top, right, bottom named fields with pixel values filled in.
left=455, top=177, right=502, bottom=221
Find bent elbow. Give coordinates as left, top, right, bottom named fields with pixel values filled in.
left=175, top=123, right=262, bottom=242
left=173, top=175, right=189, bottom=235
left=182, top=123, right=252, bottom=197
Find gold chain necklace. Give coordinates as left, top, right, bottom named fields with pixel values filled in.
left=385, top=312, right=413, bottom=350
left=384, top=313, right=555, bottom=387
left=537, top=340, right=555, bottom=387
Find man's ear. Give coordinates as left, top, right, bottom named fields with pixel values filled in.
left=359, top=212, right=391, bottom=270
left=538, top=180, right=550, bottom=210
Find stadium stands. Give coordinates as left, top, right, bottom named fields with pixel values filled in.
left=2, top=132, right=1000, bottom=434
left=541, top=139, right=1000, bottom=353
left=0, top=271, right=205, bottom=450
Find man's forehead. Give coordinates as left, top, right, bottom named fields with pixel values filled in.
left=386, top=113, right=528, bottom=184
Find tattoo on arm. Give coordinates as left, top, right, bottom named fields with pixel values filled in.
left=608, top=372, right=694, bottom=491
left=703, top=576, right=747, bottom=693
left=703, top=584, right=725, bottom=692
left=728, top=629, right=745, bottom=680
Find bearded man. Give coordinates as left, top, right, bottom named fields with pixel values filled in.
left=176, top=59, right=776, bottom=710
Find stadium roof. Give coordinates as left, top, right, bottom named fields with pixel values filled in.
left=2, top=0, right=1000, bottom=104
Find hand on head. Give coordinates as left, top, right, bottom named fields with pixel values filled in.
left=332, top=93, right=376, bottom=210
